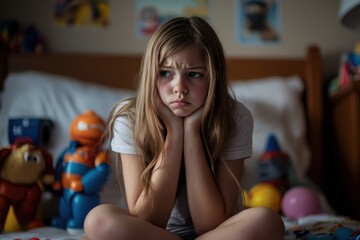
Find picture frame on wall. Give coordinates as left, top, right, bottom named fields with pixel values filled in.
left=237, top=0, right=281, bottom=46
left=135, top=0, right=209, bottom=38
left=53, top=0, right=110, bottom=28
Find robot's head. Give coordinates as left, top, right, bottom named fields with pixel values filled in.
left=69, top=110, right=105, bottom=145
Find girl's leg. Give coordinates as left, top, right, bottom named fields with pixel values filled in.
left=83, top=204, right=181, bottom=240
left=196, top=207, right=285, bottom=240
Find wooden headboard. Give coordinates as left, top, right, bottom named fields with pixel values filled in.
left=0, top=45, right=323, bottom=188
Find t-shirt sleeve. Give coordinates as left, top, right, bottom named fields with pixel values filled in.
left=110, top=101, right=140, bottom=154
left=224, top=102, right=254, bottom=160
left=110, top=115, right=139, bottom=154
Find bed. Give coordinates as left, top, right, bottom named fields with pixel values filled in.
left=0, top=46, right=359, bottom=239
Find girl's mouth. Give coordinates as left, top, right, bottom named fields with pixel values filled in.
left=170, top=100, right=190, bottom=108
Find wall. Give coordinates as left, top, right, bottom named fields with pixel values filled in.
left=0, top=0, right=359, bottom=78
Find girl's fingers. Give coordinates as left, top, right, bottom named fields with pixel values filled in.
left=184, top=106, right=203, bottom=130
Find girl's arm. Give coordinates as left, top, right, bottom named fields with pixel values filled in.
left=121, top=99, right=184, bottom=228
left=183, top=108, right=244, bottom=235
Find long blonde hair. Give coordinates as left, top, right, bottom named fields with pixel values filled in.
left=106, top=16, right=237, bottom=193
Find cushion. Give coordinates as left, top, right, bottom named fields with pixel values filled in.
left=229, top=76, right=310, bottom=189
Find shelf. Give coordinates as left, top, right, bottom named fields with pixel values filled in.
left=331, top=80, right=360, bottom=103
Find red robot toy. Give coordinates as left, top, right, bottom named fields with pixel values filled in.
left=51, top=110, right=110, bottom=234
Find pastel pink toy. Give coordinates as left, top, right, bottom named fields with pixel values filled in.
left=281, top=186, right=322, bottom=220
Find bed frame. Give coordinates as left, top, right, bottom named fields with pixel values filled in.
left=0, top=45, right=323, bottom=188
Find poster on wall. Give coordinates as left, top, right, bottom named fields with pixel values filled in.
left=237, top=0, right=281, bottom=46
left=135, top=0, right=209, bottom=38
left=53, top=0, right=110, bottom=28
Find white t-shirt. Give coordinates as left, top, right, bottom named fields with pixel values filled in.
left=111, top=101, right=253, bottom=237
left=111, top=101, right=253, bottom=159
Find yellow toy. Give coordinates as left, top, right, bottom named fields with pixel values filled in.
left=246, top=183, right=282, bottom=212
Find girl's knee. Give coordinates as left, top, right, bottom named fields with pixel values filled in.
left=235, top=207, right=284, bottom=239
left=84, top=204, right=128, bottom=239
left=84, top=204, right=110, bottom=238
left=251, top=207, right=285, bottom=237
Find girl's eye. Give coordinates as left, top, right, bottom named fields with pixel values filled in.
left=159, top=70, right=172, bottom=78
left=188, top=72, right=203, bottom=79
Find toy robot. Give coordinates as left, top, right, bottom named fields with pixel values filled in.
left=51, top=110, right=110, bottom=233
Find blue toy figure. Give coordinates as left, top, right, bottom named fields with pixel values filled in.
left=8, top=118, right=53, bottom=146
left=258, top=134, right=291, bottom=193
left=51, top=110, right=110, bottom=234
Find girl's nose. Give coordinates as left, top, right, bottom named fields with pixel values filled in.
left=174, top=77, right=188, bottom=94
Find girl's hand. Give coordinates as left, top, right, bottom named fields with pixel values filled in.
left=184, top=106, right=203, bottom=133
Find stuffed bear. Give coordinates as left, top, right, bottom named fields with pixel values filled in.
left=0, top=139, right=54, bottom=232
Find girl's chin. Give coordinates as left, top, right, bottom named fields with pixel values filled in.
left=171, top=109, right=193, bottom=117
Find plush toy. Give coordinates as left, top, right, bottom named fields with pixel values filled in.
left=258, top=134, right=291, bottom=193
left=51, top=110, right=110, bottom=234
left=0, top=139, right=54, bottom=232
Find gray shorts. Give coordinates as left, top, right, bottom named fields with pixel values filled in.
left=178, top=232, right=197, bottom=240
left=168, top=224, right=197, bottom=240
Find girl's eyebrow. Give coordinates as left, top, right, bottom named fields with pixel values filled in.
left=188, top=66, right=206, bottom=70
left=161, top=65, right=206, bottom=70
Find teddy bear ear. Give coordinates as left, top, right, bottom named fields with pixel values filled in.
left=0, top=147, right=13, bottom=167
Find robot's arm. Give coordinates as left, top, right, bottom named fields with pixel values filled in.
left=81, top=151, right=110, bottom=194
left=80, top=166, right=109, bottom=194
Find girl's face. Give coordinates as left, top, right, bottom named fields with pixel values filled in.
left=157, top=45, right=208, bottom=117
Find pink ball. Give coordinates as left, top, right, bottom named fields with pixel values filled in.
left=281, top=187, right=322, bottom=219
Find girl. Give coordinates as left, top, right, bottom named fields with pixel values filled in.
left=83, top=16, right=285, bottom=240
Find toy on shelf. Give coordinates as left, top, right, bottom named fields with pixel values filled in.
left=244, top=183, right=282, bottom=212
left=257, top=134, right=291, bottom=193
left=0, top=118, right=55, bottom=233
left=328, top=44, right=360, bottom=96
left=281, top=186, right=322, bottom=220
left=0, top=19, right=46, bottom=54
left=0, top=20, right=22, bottom=52
left=51, top=110, right=110, bottom=234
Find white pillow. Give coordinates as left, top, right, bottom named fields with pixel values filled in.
left=0, top=71, right=135, bottom=160
left=230, top=76, right=310, bottom=189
